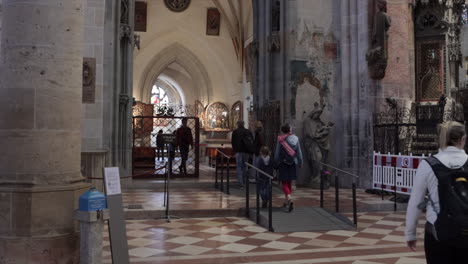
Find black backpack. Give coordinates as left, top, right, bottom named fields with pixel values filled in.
left=242, top=131, right=256, bottom=154
left=425, top=156, right=468, bottom=247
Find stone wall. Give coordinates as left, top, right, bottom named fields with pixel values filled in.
left=374, top=0, right=415, bottom=109
left=461, top=25, right=468, bottom=87
left=82, top=0, right=105, bottom=151
left=0, top=3, right=2, bottom=52
left=285, top=0, right=342, bottom=186
left=133, top=1, right=243, bottom=106
left=80, top=0, right=107, bottom=181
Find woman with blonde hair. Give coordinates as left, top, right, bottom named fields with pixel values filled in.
left=405, top=121, right=468, bottom=263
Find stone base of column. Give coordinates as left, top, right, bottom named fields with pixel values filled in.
left=0, top=182, right=89, bottom=264
left=0, top=233, right=80, bottom=264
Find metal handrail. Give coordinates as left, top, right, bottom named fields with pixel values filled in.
left=215, top=149, right=232, bottom=195
left=244, top=162, right=274, bottom=232
left=319, top=161, right=360, bottom=178
left=217, top=149, right=232, bottom=159
left=318, top=162, right=358, bottom=227
left=245, top=162, right=274, bottom=179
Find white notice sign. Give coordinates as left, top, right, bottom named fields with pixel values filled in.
left=104, top=167, right=122, bottom=196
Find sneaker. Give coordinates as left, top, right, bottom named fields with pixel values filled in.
left=288, top=200, right=294, bottom=212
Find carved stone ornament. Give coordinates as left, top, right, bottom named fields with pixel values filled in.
left=268, top=32, right=280, bottom=52
left=120, top=24, right=132, bottom=42
left=134, top=34, right=141, bottom=50
left=164, top=0, right=191, bottom=12
left=119, top=94, right=130, bottom=106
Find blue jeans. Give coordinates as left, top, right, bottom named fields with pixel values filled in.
left=235, top=152, right=249, bottom=185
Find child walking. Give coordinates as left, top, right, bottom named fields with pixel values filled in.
left=254, top=146, right=274, bottom=208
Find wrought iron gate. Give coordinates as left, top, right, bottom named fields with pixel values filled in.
left=132, top=116, right=200, bottom=177
left=374, top=96, right=463, bottom=155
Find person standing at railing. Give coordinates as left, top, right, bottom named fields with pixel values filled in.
left=176, top=118, right=193, bottom=175
left=274, top=123, right=303, bottom=212
left=156, top=130, right=164, bottom=161
left=255, top=146, right=274, bottom=208
left=405, top=121, right=468, bottom=263
left=253, top=121, right=265, bottom=157
left=232, top=120, right=256, bottom=188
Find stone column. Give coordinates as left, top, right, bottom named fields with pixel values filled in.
left=0, top=0, right=88, bottom=263
left=337, top=0, right=373, bottom=187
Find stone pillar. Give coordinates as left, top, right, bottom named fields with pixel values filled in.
left=337, top=0, right=373, bottom=187
left=0, top=0, right=88, bottom=263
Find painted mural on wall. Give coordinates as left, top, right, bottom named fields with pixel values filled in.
left=289, top=20, right=337, bottom=187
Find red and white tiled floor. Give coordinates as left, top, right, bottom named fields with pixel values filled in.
left=103, top=211, right=426, bottom=264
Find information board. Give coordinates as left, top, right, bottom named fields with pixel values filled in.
left=103, top=167, right=129, bottom=264
left=161, top=133, right=177, bottom=144
left=104, top=167, right=122, bottom=195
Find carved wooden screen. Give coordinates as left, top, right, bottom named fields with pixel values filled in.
left=416, top=39, right=445, bottom=101
left=133, top=102, right=154, bottom=145
left=231, top=101, right=243, bottom=129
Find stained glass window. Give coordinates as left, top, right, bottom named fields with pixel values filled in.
left=150, top=85, right=169, bottom=105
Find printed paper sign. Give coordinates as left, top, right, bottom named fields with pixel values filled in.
left=104, top=167, right=122, bottom=196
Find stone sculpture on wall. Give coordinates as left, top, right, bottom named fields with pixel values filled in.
left=303, top=102, right=334, bottom=188
left=367, top=0, right=392, bottom=80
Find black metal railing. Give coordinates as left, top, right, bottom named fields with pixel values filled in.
left=245, top=162, right=274, bottom=232
left=161, top=161, right=179, bottom=222
left=319, top=162, right=359, bottom=227
left=215, top=149, right=233, bottom=195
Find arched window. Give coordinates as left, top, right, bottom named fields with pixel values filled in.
left=150, top=85, right=170, bottom=105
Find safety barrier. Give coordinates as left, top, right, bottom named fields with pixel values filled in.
left=372, top=151, right=430, bottom=196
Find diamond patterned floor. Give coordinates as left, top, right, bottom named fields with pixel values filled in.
left=102, top=211, right=426, bottom=264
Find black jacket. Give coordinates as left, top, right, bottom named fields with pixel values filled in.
left=231, top=127, right=254, bottom=153
left=254, top=130, right=264, bottom=155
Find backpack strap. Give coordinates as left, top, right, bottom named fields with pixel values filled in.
left=462, top=159, right=468, bottom=172
left=425, top=156, right=442, bottom=168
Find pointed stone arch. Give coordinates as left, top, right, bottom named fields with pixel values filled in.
left=139, top=43, right=213, bottom=105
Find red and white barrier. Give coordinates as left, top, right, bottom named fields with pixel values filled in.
left=372, top=152, right=429, bottom=195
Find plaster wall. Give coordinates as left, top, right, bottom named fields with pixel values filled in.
left=81, top=0, right=106, bottom=151
left=133, top=1, right=242, bottom=107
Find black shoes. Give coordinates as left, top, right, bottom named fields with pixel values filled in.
left=283, top=199, right=294, bottom=212
left=288, top=200, right=294, bottom=212
left=262, top=200, right=268, bottom=208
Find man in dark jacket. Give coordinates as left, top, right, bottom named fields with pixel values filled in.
left=176, top=118, right=193, bottom=175
left=156, top=130, right=164, bottom=161
left=231, top=120, right=254, bottom=187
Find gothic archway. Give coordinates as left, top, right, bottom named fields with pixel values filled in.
left=138, top=43, right=213, bottom=106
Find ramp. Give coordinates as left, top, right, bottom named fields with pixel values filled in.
left=249, top=206, right=355, bottom=233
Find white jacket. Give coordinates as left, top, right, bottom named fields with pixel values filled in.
left=405, top=146, right=468, bottom=241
